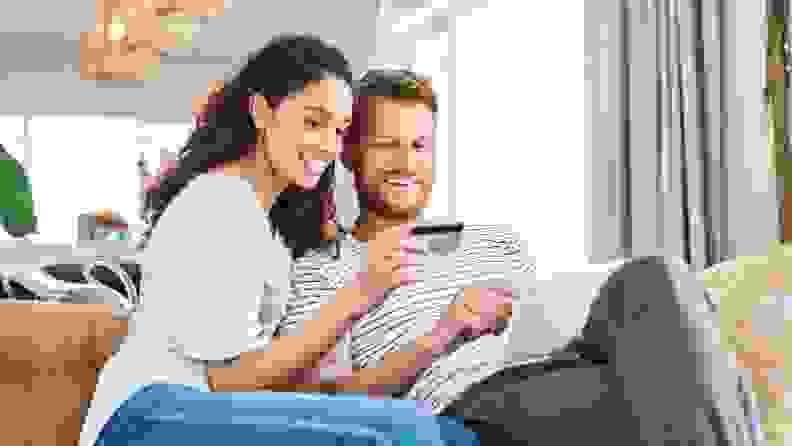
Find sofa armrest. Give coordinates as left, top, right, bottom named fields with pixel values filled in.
left=0, top=303, right=128, bottom=446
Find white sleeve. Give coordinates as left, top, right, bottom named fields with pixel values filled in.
left=141, top=174, right=288, bottom=362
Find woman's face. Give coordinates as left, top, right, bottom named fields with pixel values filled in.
left=254, top=77, right=353, bottom=190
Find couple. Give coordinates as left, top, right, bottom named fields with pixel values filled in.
left=82, top=34, right=756, bottom=445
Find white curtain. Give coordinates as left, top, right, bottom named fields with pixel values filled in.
left=586, top=0, right=776, bottom=271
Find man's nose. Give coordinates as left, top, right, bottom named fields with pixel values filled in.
left=391, top=143, right=419, bottom=171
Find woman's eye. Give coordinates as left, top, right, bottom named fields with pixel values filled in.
left=305, top=119, right=321, bottom=128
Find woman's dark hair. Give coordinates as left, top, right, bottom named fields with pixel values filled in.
left=142, top=34, right=353, bottom=259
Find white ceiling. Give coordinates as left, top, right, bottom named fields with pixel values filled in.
left=0, top=0, right=487, bottom=120
left=0, top=1, right=381, bottom=120
left=0, top=1, right=377, bottom=60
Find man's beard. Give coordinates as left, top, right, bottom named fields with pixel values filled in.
left=356, top=184, right=424, bottom=222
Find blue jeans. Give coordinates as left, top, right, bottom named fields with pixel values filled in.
left=95, top=383, right=478, bottom=446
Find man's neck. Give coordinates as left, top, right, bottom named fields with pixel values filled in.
left=353, top=212, right=418, bottom=242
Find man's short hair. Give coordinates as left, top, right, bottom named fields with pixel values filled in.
left=341, top=68, right=437, bottom=170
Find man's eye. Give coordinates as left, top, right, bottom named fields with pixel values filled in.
left=305, top=119, right=321, bottom=128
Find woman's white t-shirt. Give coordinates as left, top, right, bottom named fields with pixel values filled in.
left=80, top=173, right=292, bottom=446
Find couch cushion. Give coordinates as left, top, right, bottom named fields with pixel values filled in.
left=700, top=247, right=792, bottom=446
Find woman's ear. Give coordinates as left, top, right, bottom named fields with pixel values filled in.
left=251, top=95, right=276, bottom=131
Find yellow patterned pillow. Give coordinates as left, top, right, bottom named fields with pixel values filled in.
left=701, top=242, right=792, bottom=445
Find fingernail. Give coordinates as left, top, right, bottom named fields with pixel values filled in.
left=489, top=288, right=513, bottom=297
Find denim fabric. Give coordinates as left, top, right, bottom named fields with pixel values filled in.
left=95, top=383, right=478, bottom=446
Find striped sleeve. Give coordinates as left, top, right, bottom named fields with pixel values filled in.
left=275, top=248, right=356, bottom=375
left=500, top=225, right=536, bottom=277
left=466, top=224, right=536, bottom=278
left=275, top=249, right=347, bottom=337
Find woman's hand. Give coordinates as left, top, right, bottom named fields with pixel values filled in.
left=364, top=224, right=421, bottom=291
left=445, top=287, right=514, bottom=337
left=338, top=224, right=421, bottom=318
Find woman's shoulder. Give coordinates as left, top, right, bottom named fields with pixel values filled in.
left=146, top=173, right=272, bottom=256
left=143, top=172, right=290, bottom=293
left=161, top=174, right=261, bottom=223
left=181, top=173, right=258, bottom=204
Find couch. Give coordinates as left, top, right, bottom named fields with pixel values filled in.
left=0, top=242, right=135, bottom=445
left=0, top=248, right=769, bottom=445
left=0, top=303, right=127, bottom=445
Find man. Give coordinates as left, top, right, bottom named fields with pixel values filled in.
left=282, top=69, right=760, bottom=445
left=0, top=143, right=37, bottom=239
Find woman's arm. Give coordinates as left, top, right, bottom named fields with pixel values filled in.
left=293, top=288, right=512, bottom=396
left=330, top=334, right=439, bottom=395
left=275, top=319, right=468, bottom=396
left=143, top=175, right=373, bottom=393
left=240, top=333, right=439, bottom=395
left=207, top=286, right=365, bottom=392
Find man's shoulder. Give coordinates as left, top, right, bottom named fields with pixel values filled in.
left=460, top=224, right=535, bottom=275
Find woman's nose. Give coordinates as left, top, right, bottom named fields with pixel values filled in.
left=318, top=129, right=342, bottom=157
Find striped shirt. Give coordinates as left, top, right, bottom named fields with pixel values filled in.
left=276, top=224, right=538, bottom=413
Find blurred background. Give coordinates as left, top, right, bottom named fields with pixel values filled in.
left=0, top=0, right=778, bottom=280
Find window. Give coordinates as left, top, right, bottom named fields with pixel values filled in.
left=453, top=4, right=584, bottom=278
left=0, top=115, right=27, bottom=168
left=413, top=33, right=451, bottom=220
left=29, top=116, right=141, bottom=243
left=137, top=121, right=192, bottom=168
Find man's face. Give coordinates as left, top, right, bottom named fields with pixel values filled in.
left=355, top=96, right=434, bottom=220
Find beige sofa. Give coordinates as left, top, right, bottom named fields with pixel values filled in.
left=0, top=304, right=127, bottom=446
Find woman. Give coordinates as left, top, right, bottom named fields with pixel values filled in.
left=80, top=34, right=367, bottom=445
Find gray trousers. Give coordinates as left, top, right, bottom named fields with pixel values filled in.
left=441, top=256, right=763, bottom=445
